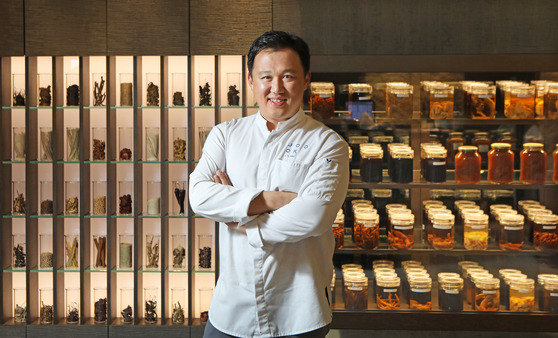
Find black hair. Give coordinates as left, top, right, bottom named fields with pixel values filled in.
left=247, top=30, right=310, bottom=76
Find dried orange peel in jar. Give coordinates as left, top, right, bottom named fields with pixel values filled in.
left=376, top=293, right=400, bottom=310
left=500, top=241, right=524, bottom=251
left=388, top=230, right=413, bottom=249
left=432, top=233, right=454, bottom=249
left=509, top=296, right=535, bottom=312
left=410, top=299, right=432, bottom=310
left=475, top=293, right=499, bottom=311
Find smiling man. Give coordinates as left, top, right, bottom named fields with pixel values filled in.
left=189, top=31, right=349, bottom=338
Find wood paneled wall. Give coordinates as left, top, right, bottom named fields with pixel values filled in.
left=0, top=0, right=24, bottom=56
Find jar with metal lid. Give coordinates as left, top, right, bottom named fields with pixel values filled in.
left=553, top=143, right=558, bottom=183
left=544, top=278, right=558, bottom=312
left=373, top=260, right=394, bottom=269
left=423, top=147, right=447, bottom=183
left=508, top=84, right=535, bottom=119
left=545, top=83, right=558, bottom=118
left=431, top=213, right=455, bottom=250
left=455, top=146, right=481, bottom=184
left=533, top=214, right=558, bottom=250
left=488, top=143, right=514, bottom=184
left=408, top=277, right=432, bottom=310
left=520, top=143, right=546, bottom=184
left=389, top=213, right=414, bottom=249
left=440, top=277, right=464, bottom=311
left=501, top=273, right=528, bottom=309
left=469, top=85, right=496, bottom=119
left=472, top=132, right=491, bottom=169
left=360, top=146, right=383, bottom=183
left=420, top=144, right=443, bottom=177
left=386, top=205, right=410, bottom=235
left=426, top=206, right=451, bottom=244
left=509, top=278, right=535, bottom=312
left=517, top=199, right=541, bottom=214
left=464, top=213, right=489, bottom=250
left=309, top=82, right=335, bottom=119
left=446, top=132, right=465, bottom=169
left=354, top=211, right=380, bottom=249
left=499, top=214, right=525, bottom=251
left=390, top=147, right=414, bottom=183
left=344, top=274, right=368, bottom=310
left=333, top=209, right=345, bottom=249
left=386, top=82, right=413, bottom=119
left=429, top=84, right=454, bottom=119
left=533, top=81, right=547, bottom=118
left=474, top=277, right=500, bottom=311
left=376, top=275, right=401, bottom=310
left=537, top=274, right=558, bottom=310
left=465, top=269, right=490, bottom=304
left=348, top=83, right=374, bottom=120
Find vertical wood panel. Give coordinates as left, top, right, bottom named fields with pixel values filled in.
left=190, top=0, right=272, bottom=55
left=0, top=0, right=24, bottom=56
left=107, top=0, right=189, bottom=55
left=273, top=0, right=558, bottom=55
left=25, top=0, right=107, bottom=56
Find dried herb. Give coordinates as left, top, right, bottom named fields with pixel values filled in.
left=199, top=82, right=211, bottom=106
left=119, top=194, right=132, bottom=214
left=173, top=245, right=186, bottom=269
left=121, top=305, right=133, bottom=323
left=376, top=292, right=400, bottom=310
left=509, top=296, right=535, bottom=312
left=146, top=82, right=159, bottom=106
left=67, top=305, right=79, bottom=323
left=13, top=130, right=25, bottom=161
left=13, top=192, right=25, bottom=214
left=534, top=232, right=558, bottom=249
left=65, top=196, right=79, bottom=215
left=310, top=95, right=335, bottom=119
left=119, top=243, right=132, bottom=268
left=13, top=244, right=26, bottom=268
left=200, top=310, right=208, bottom=323
left=173, top=92, right=185, bottom=106
left=475, top=292, right=499, bottom=311
left=93, top=77, right=106, bottom=106
left=227, top=85, right=240, bottom=106
left=409, top=299, right=432, bottom=310
left=145, top=300, right=157, bottom=324
left=172, top=302, right=185, bottom=324
left=360, top=226, right=379, bottom=249
left=65, top=237, right=79, bottom=268
left=93, top=196, right=106, bottom=215
left=40, top=302, right=53, bottom=324
left=40, top=252, right=53, bottom=268
left=94, top=236, right=107, bottom=268
left=67, top=128, right=80, bottom=161
left=120, top=83, right=133, bottom=106
left=94, top=297, right=107, bottom=322
left=41, top=129, right=53, bottom=160
left=173, top=137, right=186, bottom=161
left=41, top=199, right=53, bottom=215
left=464, top=231, right=488, bottom=250
left=119, top=148, right=132, bottom=160
left=432, top=232, right=454, bottom=249
left=388, top=230, right=413, bottom=249
left=66, top=84, right=80, bottom=106
left=93, top=138, right=106, bottom=160
left=146, top=236, right=159, bottom=269
left=174, top=183, right=186, bottom=215
left=14, top=304, right=26, bottom=323
left=13, top=91, right=25, bottom=106
left=499, top=241, right=523, bottom=251
left=199, top=246, right=212, bottom=269
left=39, top=86, right=51, bottom=106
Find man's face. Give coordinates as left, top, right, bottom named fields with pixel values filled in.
left=248, top=48, right=310, bottom=128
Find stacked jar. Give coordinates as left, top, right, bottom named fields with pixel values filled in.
left=354, top=208, right=380, bottom=249
left=405, top=264, right=432, bottom=311
left=351, top=199, right=373, bottom=247
left=468, top=84, right=496, bottom=119
left=508, top=84, right=536, bottom=119
left=425, top=204, right=452, bottom=244
left=489, top=204, right=513, bottom=243
left=474, top=277, right=500, bottom=311
left=431, top=213, right=455, bottom=250
left=509, top=278, right=535, bottom=312
left=360, top=143, right=383, bottom=182
left=463, top=266, right=489, bottom=305
left=375, top=273, right=401, bottom=310
left=342, top=265, right=368, bottom=310
left=499, top=270, right=526, bottom=309
left=538, top=274, right=558, bottom=312
left=389, top=145, right=414, bottom=183
left=309, top=82, right=335, bottom=119
left=455, top=146, right=481, bottom=184
left=422, top=146, right=447, bottom=183
left=488, top=143, right=515, bottom=184
left=386, top=203, right=410, bottom=238
left=428, top=82, right=454, bottom=119
left=388, top=212, right=414, bottom=250
left=520, top=143, right=546, bottom=184
left=438, top=272, right=464, bottom=311
left=499, top=213, right=525, bottom=251
left=533, top=214, right=558, bottom=250
left=463, top=213, right=489, bottom=250
left=386, top=82, right=413, bottom=119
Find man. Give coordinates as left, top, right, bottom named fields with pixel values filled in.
left=189, top=30, right=349, bottom=338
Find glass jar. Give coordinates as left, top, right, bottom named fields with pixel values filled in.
left=429, top=84, right=454, bottom=119
left=537, top=275, right=558, bottom=310
left=464, top=213, right=489, bottom=250
left=465, top=269, right=490, bottom=304
left=91, top=127, right=106, bottom=161
left=533, top=214, right=558, bottom=250
left=431, top=213, right=455, bottom=250
left=93, top=288, right=107, bottom=323
left=66, top=127, right=80, bottom=161
left=12, top=181, right=26, bottom=215
left=545, top=83, right=558, bottom=118
left=376, top=275, right=400, bottom=310
left=146, top=181, right=161, bottom=216
left=120, top=287, right=134, bottom=323
left=389, top=213, right=414, bottom=249
left=509, top=278, right=535, bottom=312
left=92, top=235, right=107, bottom=269
left=119, top=234, right=133, bottom=269
left=423, top=147, right=447, bottom=183
left=119, top=73, right=133, bottom=106
left=40, top=127, right=53, bottom=161
left=118, top=180, right=133, bottom=215
left=439, top=277, right=464, bottom=311
left=40, top=288, right=54, bottom=324
left=310, top=82, right=335, bottom=119
left=360, top=146, right=383, bottom=182
left=171, top=287, right=186, bottom=324
left=172, top=73, right=186, bottom=106
left=487, top=143, right=514, bottom=184
left=386, top=82, right=413, bottom=119
left=39, top=234, right=53, bottom=269
left=92, top=180, right=107, bottom=215
left=171, top=234, right=187, bottom=270
left=198, top=234, right=213, bottom=269
left=390, top=147, right=414, bottom=183
left=333, top=209, right=345, bottom=250
left=348, top=136, right=369, bottom=167
left=469, top=85, right=496, bottom=119
left=118, top=127, right=133, bottom=160
left=344, top=275, right=368, bottom=310
left=145, top=127, right=160, bottom=161
left=144, top=234, right=161, bottom=270
left=508, top=84, right=535, bottom=119
left=426, top=205, right=451, bottom=243
left=498, top=269, right=523, bottom=306
left=446, top=132, right=465, bottom=169
left=348, top=83, right=374, bottom=120
left=472, top=132, right=491, bottom=169
left=65, top=287, right=80, bottom=324
left=144, top=287, right=158, bottom=324
left=455, top=146, right=481, bottom=184
left=199, top=287, right=213, bottom=323
left=64, top=234, right=80, bottom=269
left=354, top=211, right=379, bottom=249
left=12, top=234, right=26, bottom=269
left=65, top=181, right=79, bottom=215
left=474, top=278, right=500, bottom=311
left=499, top=214, right=525, bottom=251
left=388, top=208, right=412, bottom=242
left=409, top=277, right=432, bottom=310
left=544, top=279, right=558, bottom=313
left=172, top=127, right=187, bottom=161
left=12, top=127, right=25, bottom=161
left=520, top=143, right=546, bottom=184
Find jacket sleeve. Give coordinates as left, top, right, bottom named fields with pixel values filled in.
left=244, top=134, right=349, bottom=248
left=189, top=124, right=262, bottom=224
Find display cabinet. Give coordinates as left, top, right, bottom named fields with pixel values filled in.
left=2, top=54, right=558, bottom=336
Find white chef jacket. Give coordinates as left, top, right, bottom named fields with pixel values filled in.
left=189, top=109, right=349, bottom=337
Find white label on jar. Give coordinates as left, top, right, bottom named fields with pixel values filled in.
left=433, top=225, right=453, bottom=230
left=384, top=289, right=398, bottom=293
left=433, top=161, right=446, bottom=166
left=453, top=143, right=463, bottom=150
left=411, top=288, right=430, bottom=293
left=469, top=225, right=486, bottom=230
left=543, top=226, right=557, bottom=230
left=517, top=289, right=532, bottom=293
left=332, top=224, right=339, bottom=228
left=445, top=290, right=459, bottom=294
left=550, top=293, right=558, bottom=297
left=394, top=225, right=413, bottom=230
left=364, top=223, right=377, bottom=228
left=478, top=94, right=492, bottom=99
left=359, top=96, right=372, bottom=101
left=517, top=94, right=531, bottom=98
left=434, top=94, right=448, bottom=98
left=504, top=226, right=522, bottom=231
left=348, top=287, right=363, bottom=291
left=482, top=290, right=497, bottom=294
left=396, top=94, right=409, bottom=98
left=478, top=145, right=489, bottom=153
left=319, top=94, right=331, bottom=98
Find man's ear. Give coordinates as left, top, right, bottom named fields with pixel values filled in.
left=248, top=73, right=254, bottom=90
left=304, top=71, right=311, bottom=90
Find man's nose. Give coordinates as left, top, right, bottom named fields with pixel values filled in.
left=271, top=77, right=284, bottom=94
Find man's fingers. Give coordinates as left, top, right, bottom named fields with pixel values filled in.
left=214, top=174, right=222, bottom=184
left=216, top=170, right=232, bottom=186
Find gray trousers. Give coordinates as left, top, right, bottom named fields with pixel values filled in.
left=203, top=319, right=330, bottom=338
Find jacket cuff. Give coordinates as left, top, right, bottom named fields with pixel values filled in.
left=245, top=217, right=264, bottom=248
left=233, top=189, right=263, bottom=224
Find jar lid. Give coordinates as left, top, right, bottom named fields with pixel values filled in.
left=457, top=260, right=480, bottom=268
left=534, top=214, right=558, bottom=225
left=376, top=275, right=401, bottom=287
left=310, top=82, right=334, bottom=90
left=373, top=260, right=394, bottom=268
left=510, top=278, right=534, bottom=290
left=402, top=262, right=424, bottom=270
left=466, top=268, right=488, bottom=278
left=341, top=263, right=362, bottom=270
left=491, top=142, right=511, bottom=150
left=432, top=213, right=455, bottom=223
left=422, top=200, right=444, bottom=207
left=392, top=148, right=414, bottom=158
left=503, top=273, right=528, bottom=283
left=523, top=142, right=544, bottom=149
left=425, top=148, right=447, bottom=157
left=441, top=277, right=464, bottom=289
left=449, top=132, right=464, bottom=137
left=458, top=145, right=478, bottom=152
left=454, top=200, right=477, bottom=207
left=385, top=203, right=408, bottom=211
left=391, top=213, right=415, bottom=225
left=463, top=213, right=489, bottom=224
left=474, top=132, right=489, bottom=137
left=527, top=208, right=552, bottom=220
left=474, top=277, right=499, bottom=289
left=357, top=211, right=379, bottom=222
left=498, top=269, right=522, bottom=278
left=538, top=274, right=558, bottom=284
left=348, top=136, right=370, bottom=144
left=348, top=83, right=373, bottom=92
left=437, top=272, right=460, bottom=282
left=409, top=276, right=432, bottom=288
left=360, top=147, right=383, bottom=157
left=498, top=213, right=524, bottom=226
left=372, top=135, right=394, bottom=143
left=543, top=278, right=558, bottom=290
left=490, top=204, right=513, bottom=214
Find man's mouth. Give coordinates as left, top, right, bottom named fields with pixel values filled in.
left=268, top=98, right=286, bottom=103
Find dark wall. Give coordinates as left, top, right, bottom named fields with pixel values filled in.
left=2, top=0, right=558, bottom=57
